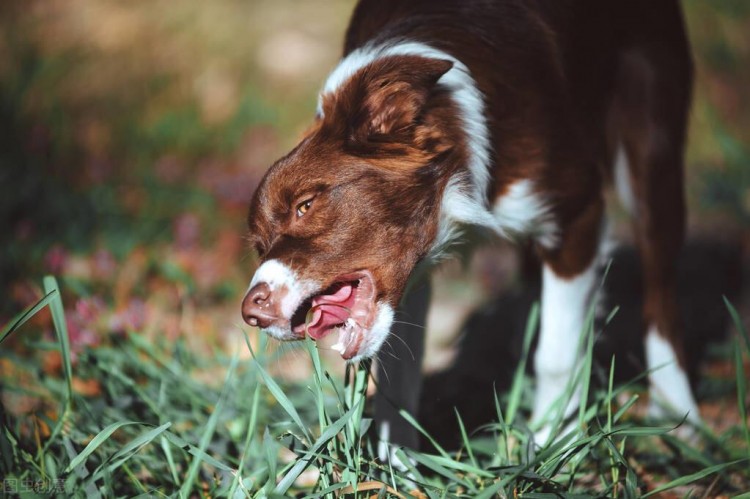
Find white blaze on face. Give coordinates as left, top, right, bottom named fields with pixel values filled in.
left=248, top=259, right=317, bottom=336
left=248, top=260, right=395, bottom=361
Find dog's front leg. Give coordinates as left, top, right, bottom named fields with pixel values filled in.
left=374, top=277, right=431, bottom=462
left=532, top=196, right=603, bottom=445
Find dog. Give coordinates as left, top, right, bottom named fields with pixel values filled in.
left=241, top=0, right=698, bottom=455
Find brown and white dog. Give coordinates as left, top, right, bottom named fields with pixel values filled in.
left=242, top=0, right=698, bottom=452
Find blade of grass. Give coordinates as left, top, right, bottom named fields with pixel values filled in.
left=275, top=399, right=362, bottom=494
left=405, top=450, right=473, bottom=490
left=301, top=482, right=349, bottom=498
left=613, top=394, right=640, bottom=423
left=64, top=421, right=144, bottom=474
left=576, top=313, right=596, bottom=430
left=734, top=337, right=749, bottom=455
left=155, top=377, right=179, bottom=485
left=161, top=432, right=235, bottom=472
left=303, top=336, right=335, bottom=493
left=642, top=459, right=747, bottom=497
left=0, top=290, right=56, bottom=345
left=398, top=409, right=450, bottom=459
left=41, top=276, right=73, bottom=455
left=263, top=428, right=277, bottom=495
left=605, top=356, right=618, bottom=495
left=179, top=351, right=239, bottom=498
left=392, top=448, right=431, bottom=495
left=246, top=335, right=311, bottom=443
left=473, top=478, right=505, bottom=499
left=507, top=302, right=539, bottom=425
left=725, top=297, right=750, bottom=456
left=419, top=453, right=493, bottom=479
left=159, top=436, right=179, bottom=486
left=492, top=386, right=511, bottom=467
left=91, top=422, right=172, bottom=480
left=228, top=380, right=263, bottom=498
left=454, top=408, right=478, bottom=469
left=724, top=296, right=750, bottom=353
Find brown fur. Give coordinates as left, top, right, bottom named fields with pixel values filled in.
left=247, top=55, right=466, bottom=309
left=245, top=0, right=693, bottom=366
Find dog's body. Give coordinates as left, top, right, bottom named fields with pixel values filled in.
left=242, top=0, right=698, bottom=451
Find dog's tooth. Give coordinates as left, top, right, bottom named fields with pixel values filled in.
left=331, top=329, right=346, bottom=354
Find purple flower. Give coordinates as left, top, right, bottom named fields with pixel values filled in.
left=44, top=245, right=68, bottom=274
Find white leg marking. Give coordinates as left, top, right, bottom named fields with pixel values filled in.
left=645, top=326, right=701, bottom=423
left=377, top=419, right=414, bottom=475
left=532, top=260, right=597, bottom=437
left=377, top=420, right=391, bottom=462
left=614, top=141, right=636, bottom=216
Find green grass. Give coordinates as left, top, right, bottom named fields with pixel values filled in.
left=1, top=278, right=749, bottom=497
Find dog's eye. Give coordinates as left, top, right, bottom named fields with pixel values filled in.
left=296, top=199, right=313, bottom=218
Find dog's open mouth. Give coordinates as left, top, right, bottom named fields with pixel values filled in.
left=291, top=270, right=376, bottom=359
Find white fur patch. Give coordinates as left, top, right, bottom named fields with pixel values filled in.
left=377, top=420, right=391, bottom=462
left=614, top=141, right=636, bottom=215
left=249, top=259, right=317, bottom=321
left=319, top=41, right=497, bottom=257
left=431, top=176, right=499, bottom=255
left=493, top=179, right=558, bottom=247
left=260, top=324, right=297, bottom=342
left=249, top=259, right=394, bottom=360
left=350, top=302, right=395, bottom=362
left=377, top=420, right=414, bottom=474
left=645, top=326, right=701, bottom=423
left=532, top=259, right=597, bottom=433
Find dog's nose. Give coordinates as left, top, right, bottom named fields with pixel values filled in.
left=242, top=282, right=278, bottom=328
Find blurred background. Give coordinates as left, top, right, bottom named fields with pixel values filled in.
left=0, top=1, right=748, bottom=397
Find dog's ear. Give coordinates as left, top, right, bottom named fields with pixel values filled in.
left=323, top=56, right=453, bottom=151
left=357, top=56, right=453, bottom=140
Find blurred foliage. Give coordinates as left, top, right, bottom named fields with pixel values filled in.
left=683, top=0, right=750, bottom=223
left=0, top=0, right=349, bottom=320
left=0, top=1, right=748, bottom=494
left=0, top=1, right=747, bottom=342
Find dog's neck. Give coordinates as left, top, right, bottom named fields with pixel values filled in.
left=319, top=41, right=500, bottom=260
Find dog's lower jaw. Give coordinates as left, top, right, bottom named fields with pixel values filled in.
left=346, top=301, right=394, bottom=363
left=260, top=324, right=302, bottom=342
left=259, top=300, right=394, bottom=362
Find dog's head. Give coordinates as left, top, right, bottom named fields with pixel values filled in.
left=242, top=55, right=462, bottom=361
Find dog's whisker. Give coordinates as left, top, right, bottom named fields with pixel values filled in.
left=390, top=319, right=426, bottom=330
left=374, top=354, right=392, bottom=386
left=384, top=333, right=416, bottom=361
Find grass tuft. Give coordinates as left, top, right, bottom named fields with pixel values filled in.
left=0, top=277, right=748, bottom=496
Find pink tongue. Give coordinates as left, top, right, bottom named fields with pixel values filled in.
left=306, top=284, right=354, bottom=339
